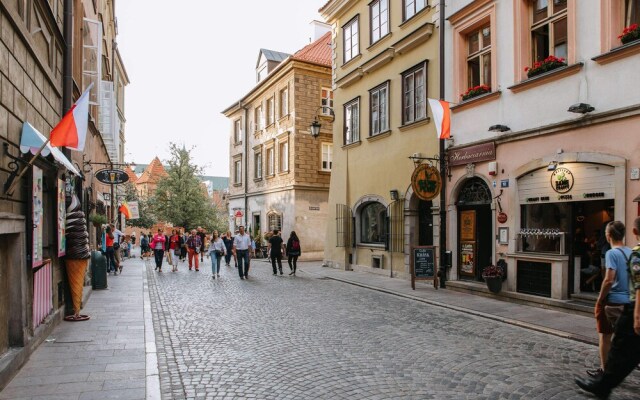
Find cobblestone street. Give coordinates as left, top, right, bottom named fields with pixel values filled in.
left=147, top=259, right=640, bottom=400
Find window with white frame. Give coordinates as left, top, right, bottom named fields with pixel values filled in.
left=266, top=147, right=275, bottom=176
left=234, top=119, right=242, bottom=144
left=267, top=96, right=275, bottom=126
left=321, top=143, right=333, bottom=171
left=403, top=0, right=427, bottom=21
left=279, top=88, right=289, bottom=118
left=402, top=62, right=427, bottom=125
left=343, top=16, right=360, bottom=63
left=369, top=81, right=389, bottom=136
left=531, top=0, right=568, bottom=62
left=234, top=159, right=242, bottom=185
left=255, top=105, right=264, bottom=131
left=344, top=98, right=360, bottom=145
left=279, top=141, right=289, bottom=172
left=360, top=202, right=387, bottom=244
left=83, top=18, right=102, bottom=105
left=467, top=25, right=491, bottom=89
left=254, top=150, right=262, bottom=179
left=268, top=213, right=282, bottom=232
left=371, top=0, right=389, bottom=44
left=321, top=87, right=334, bottom=115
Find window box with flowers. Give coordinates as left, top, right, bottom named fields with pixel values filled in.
left=524, top=55, right=567, bottom=79
left=460, top=85, right=491, bottom=102
left=619, top=23, right=640, bottom=45
left=482, top=264, right=505, bottom=294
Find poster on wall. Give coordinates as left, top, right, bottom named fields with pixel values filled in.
left=460, top=241, right=476, bottom=276
left=57, top=178, right=66, bottom=257
left=32, top=166, right=44, bottom=268
left=460, top=210, right=476, bottom=241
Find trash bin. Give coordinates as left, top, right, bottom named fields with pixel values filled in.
left=91, top=250, right=108, bottom=289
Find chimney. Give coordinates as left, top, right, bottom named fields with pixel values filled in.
left=310, top=20, right=331, bottom=41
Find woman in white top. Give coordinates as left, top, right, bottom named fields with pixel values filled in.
left=208, top=231, right=226, bottom=279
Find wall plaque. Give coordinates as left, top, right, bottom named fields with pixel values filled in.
left=449, top=142, right=496, bottom=167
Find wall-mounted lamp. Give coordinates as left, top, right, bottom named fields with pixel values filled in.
left=488, top=124, right=511, bottom=132
left=547, top=161, right=558, bottom=171
left=568, top=103, right=594, bottom=114
left=309, top=106, right=335, bottom=138
left=390, top=189, right=399, bottom=201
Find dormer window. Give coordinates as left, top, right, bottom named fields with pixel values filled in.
left=257, top=64, right=268, bottom=82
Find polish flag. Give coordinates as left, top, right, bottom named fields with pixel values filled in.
left=428, top=99, right=451, bottom=140
left=119, top=203, right=132, bottom=219
left=49, top=84, right=92, bottom=151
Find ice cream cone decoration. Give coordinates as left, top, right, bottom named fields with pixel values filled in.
left=64, top=194, right=91, bottom=321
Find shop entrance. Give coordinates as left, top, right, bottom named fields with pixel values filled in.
left=418, top=200, right=433, bottom=246
left=457, top=178, right=493, bottom=282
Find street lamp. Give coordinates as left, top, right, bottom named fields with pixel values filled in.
left=308, top=106, right=335, bottom=138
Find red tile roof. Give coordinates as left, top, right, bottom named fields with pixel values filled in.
left=124, top=166, right=138, bottom=184
left=136, top=156, right=167, bottom=184
left=292, top=32, right=332, bottom=67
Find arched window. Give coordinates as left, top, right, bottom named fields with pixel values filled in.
left=267, top=212, right=282, bottom=232
left=360, top=202, right=387, bottom=244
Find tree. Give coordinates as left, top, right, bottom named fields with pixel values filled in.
left=123, top=182, right=155, bottom=229
left=151, top=144, right=226, bottom=232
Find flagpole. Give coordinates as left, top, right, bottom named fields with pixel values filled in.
left=5, top=139, right=51, bottom=196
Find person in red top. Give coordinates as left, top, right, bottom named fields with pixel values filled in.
left=105, top=225, right=118, bottom=275
left=149, top=228, right=166, bottom=272
left=169, top=229, right=180, bottom=272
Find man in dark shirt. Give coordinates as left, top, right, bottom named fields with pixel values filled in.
left=197, top=227, right=206, bottom=262
left=268, top=229, right=286, bottom=275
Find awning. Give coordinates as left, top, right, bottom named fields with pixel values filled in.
left=19, top=122, right=80, bottom=176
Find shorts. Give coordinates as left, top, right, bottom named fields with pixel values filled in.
left=595, top=302, right=615, bottom=334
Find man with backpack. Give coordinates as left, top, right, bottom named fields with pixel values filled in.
left=286, top=231, right=301, bottom=276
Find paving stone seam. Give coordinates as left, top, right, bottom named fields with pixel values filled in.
left=301, top=269, right=598, bottom=346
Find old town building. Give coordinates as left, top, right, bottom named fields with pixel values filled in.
left=223, top=28, right=333, bottom=260
left=443, top=0, right=640, bottom=307
left=0, top=0, right=126, bottom=388
left=320, top=0, right=441, bottom=276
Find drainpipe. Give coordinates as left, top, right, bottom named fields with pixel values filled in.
left=62, top=0, right=73, bottom=151
left=439, top=0, right=447, bottom=288
left=241, top=102, right=249, bottom=228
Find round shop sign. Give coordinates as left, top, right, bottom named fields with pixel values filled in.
left=95, top=169, right=129, bottom=185
left=497, top=212, right=508, bottom=224
left=550, top=167, right=574, bottom=194
left=234, top=210, right=243, bottom=218
left=411, top=164, right=442, bottom=201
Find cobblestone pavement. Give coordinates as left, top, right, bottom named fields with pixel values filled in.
left=147, top=258, right=640, bottom=400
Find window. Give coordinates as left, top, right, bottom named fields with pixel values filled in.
left=321, top=143, right=333, bottom=171
left=360, top=202, right=387, bottom=244
left=254, top=151, right=262, bottom=179
left=467, top=26, right=491, bottom=89
left=369, top=81, right=389, bottom=136
left=234, top=159, right=242, bottom=185
left=344, top=98, right=360, bottom=145
left=279, top=141, right=289, bottom=172
left=255, top=105, right=264, bottom=131
left=343, top=16, right=359, bottom=63
left=370, top=0, right=389, bottom=44
left=626, top=0, right=640, bottom=26
left=321, top=88, right=334, bottom=115
left=531, top=0, right=568, bottom=62
left=257, top=65, right=267, bottom=82
left=402, top=62, right=427, bottom=125
left=404, top=0, right=427, bottom=21
left=234, top=119, right=242, bottom=144
left=266, top=147, right=275, bottom=176
left=268, top=213, right=282, bottom=231
left=279, top=88, right=289, bottom=118
left=83, top=18, right=102, bottom=105
left=267, top=97, right=275, bottom=126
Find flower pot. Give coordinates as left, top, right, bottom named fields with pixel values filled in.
left=484, top=276, right=502, bottom=293
left=621, top=31, right=640, bottom=45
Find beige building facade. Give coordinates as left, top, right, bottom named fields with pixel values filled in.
left=223, top=33, right=333, bottom=260
left=321, top=0, right=442, bottom=278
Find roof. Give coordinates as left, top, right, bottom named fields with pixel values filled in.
left=136, top=157, right=167, bottom=184
left=259, top=48, right=290, bottom=64
left=200, top=176, right=230, bottom=191
left=123, top=166, right=138, bottom=183
left=292, top=32, right=332, bottom=66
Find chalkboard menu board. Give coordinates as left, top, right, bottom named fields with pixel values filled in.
left=411, top=246, right=438, bottom=290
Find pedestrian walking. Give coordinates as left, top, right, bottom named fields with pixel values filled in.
left=197, top=227, right=206, bottom=263
left=180, top=230, right=188, bottom=261
left=222, top=231, right=235, bottom=267
left=233, top=226, right=251, bottom=279
left=208, top=231, right=226, bottom=279
left=586, top=221, right=632, bottom=379
left=169, top=229, right=180, bottom=272
left=150, top=228, right=166, bottom=272
left=104, top=226, right=118, bottom=275
left=164, top=231, right=172, bottom=266
left=186, top=229, right=202, bottom=271
left=286, top=231, right=301, bottom=276
left=140, top=234, right=150, bottom=260
left=268, top=229, right=285, bottom=276
left=131, top=231, right=136, bottom=249
left=111, top=224, right=123, bottom=273
left=575, top=217, right=640, bottom=399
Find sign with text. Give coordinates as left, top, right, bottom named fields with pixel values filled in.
left=96, top=169, right=129, bottom=185
left=411, top=246, right=438, bottom=290
left=449, top=142, right=496, bottom=167
left=411, top=164, right=441, bottom=201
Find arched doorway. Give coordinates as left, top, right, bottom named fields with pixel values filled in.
left=418, top=200, right=433, bottom=246
left=457, top=177, right=492, bottom=282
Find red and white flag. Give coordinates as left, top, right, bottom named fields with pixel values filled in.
left=49, top=84, right=92, bottom=151
left=428, top=99, right=451, bottom=140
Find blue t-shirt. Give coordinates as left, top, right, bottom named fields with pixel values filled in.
left=604, top=247, right=632, bottom=304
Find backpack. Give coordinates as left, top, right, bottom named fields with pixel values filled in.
left=141, top=236, right=148, bottom=246
left=291, top=240, right=300, bottom=251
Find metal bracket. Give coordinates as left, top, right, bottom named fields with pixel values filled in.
left=3, top=142, right=28, bottom=195
left=408, top=153, right=452, bottom=181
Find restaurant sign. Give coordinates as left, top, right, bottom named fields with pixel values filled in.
left=411, top=164, right=441, bottom=201
left=550, top=167, right=574, bottom=194
left=95, top=169, right=129, bottom=185
left=448, top=142, right=496, bottom=167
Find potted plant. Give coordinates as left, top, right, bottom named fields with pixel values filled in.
left=461, top=85, right=491, bottom=101
left=524, top=55, right=567, bottom=79
left=482, top=264, right=504, bottom=294
left=88, top=213, right=107, bottom=227
left=619, top=23, right=640, bottom=45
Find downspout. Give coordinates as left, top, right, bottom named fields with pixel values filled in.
left=241, top=102, right=249, bottom=228
left=438, top=0, right=447, bottom=288
left=63, top=0, right=73, bottom=139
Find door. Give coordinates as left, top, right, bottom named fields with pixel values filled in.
left=457, top=178, right=493, bottom=281
left=418, top=200, right=433, bottom=246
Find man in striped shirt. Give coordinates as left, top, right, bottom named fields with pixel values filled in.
left=233, top=226, right=252, bottom=280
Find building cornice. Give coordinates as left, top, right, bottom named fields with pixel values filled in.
left=319, top=0, right=353, bottom=21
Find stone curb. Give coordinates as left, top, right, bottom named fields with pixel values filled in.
left=143, top=265, right=161, bottom=400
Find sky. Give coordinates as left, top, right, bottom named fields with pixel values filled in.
left=117, top=0, right=327, bottom=177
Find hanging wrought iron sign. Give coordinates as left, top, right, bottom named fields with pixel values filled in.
left=411, top=164, right=441, bottom=201
left=95, top=169, right=129, bottom=185
left=550, top=167, right=574, bottom=194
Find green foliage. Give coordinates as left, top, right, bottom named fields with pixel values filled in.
left=88, top=213, right=107, bottom=226
left=151, top=144, right=226, bottom=232
left=123, top=182, right=155, bottom=229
